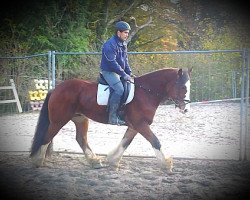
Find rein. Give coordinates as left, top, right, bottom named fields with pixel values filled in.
left=136, top=84, right=163, bottom=97
left=129, top=80, right=191, bottom=106
left=129, top=80, right=163, bottom=97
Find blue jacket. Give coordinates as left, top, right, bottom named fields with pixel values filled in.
left=100, top=35, right=131, bottom=77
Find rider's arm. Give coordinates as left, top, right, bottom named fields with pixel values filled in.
left=103, top=44, right=127, bottom=77
left=124, top=53, right=132, bottom=75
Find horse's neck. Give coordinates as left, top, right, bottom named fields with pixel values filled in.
left=138, top=69, right=175, bottom=92
left=137, top=69, right=176, bottom=103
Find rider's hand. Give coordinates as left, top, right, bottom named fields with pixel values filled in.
left=130, top=73, right=136, bottom=78
left=123, top=74, right=132, bottom=82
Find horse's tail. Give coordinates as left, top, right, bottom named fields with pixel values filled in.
left=30, top=90, right=52, bottom=157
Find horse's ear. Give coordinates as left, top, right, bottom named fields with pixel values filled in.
left=188, top=67, right=193, bottom=74
left=178, top=68, right=183, bottom=76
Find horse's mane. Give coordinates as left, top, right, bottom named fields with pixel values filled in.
left=136, top=68, right=177, bottom=85
left=139, top=68, right=177, bottom=77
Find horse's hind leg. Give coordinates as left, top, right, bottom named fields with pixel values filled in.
left=72, top=115, right=103, bottom=168
left=31, top=123, right=65, bottom=167
left=45, top=141, right=53, bottom=158
left=31, top=142, right=51, bottom=167
left=106, top=127, right=137, bottom=168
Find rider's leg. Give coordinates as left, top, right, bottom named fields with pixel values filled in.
left=101, top=71, right=125, bottom=125
left=108, top=92, right=126, bottom=125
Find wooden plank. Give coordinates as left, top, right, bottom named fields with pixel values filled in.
left=0, top=100, right=17, bottom=104
left=10, top=79, right=22, bottom=113
left=0, top=79, right=23, bottom=113
left=0, top=86, right=13, bottom=90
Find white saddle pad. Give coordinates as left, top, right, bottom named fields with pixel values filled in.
left=97, top=83, right=135, bottom=105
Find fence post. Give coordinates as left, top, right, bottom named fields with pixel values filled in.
left=51, top=51, right=56, bottom=89
left=245, top=49, right=249, bottom=160
left=240, top=49, right=250, bottom=161
left=240, top=50, right=245, bottom=160
left=48, top=51, right=52, bottom=90
left=231, top=71, right=236, bottom=98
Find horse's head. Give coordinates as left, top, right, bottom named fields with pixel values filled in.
left=169, top=68, right=192, bottom=113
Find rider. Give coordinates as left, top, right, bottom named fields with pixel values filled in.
left=100, top=21, right=133, bottom=126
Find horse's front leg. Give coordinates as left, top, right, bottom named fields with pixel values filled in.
left=135, top=123, right=173, bottom=172
left=72, top=115, right=104, bottom=169
left=106, top=127, right=137, bottom=168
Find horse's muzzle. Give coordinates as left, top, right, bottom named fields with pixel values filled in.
left=173, top=99, right=191, bottom=113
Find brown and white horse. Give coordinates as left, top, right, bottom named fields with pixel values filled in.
left=30, top=68, right=192, bottom=172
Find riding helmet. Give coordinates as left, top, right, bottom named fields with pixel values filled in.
left=115, top=21, right=131, bottom=31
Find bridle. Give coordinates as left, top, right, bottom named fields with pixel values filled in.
left=131, top=80, right=191, bottom=107
left=170, top=76, right=191, bottom=108
left=170, top=98, right=191, bottom=108
left=128, top=68, right=192, bottom=108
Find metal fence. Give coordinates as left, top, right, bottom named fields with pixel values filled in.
left=0, top=53, right=50, bottom=113
left=52, top=50, right=244, bottom=101
left=0, top=49, right=249, bottom=160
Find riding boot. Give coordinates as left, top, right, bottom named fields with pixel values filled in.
left=108, top=93, right=126, bottom=126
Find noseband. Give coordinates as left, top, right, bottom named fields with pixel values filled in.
left=170, top=98, right=191, bottom=108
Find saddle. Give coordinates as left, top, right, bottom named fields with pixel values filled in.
left=97, top=73, right=134, bottom=106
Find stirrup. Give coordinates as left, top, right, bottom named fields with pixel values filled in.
left=109, top=118, right=126, bottom=126
left=117, top=118, right=126, bottom=126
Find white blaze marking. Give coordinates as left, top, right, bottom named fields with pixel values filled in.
left=185, top=80, right=191, bottom=111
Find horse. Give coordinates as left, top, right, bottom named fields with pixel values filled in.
left=30, top=68, right=192, bottom=172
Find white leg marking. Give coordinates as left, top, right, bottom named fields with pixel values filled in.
left=107, top=139, right=126, bottom=166
left=31, top=143, right=50, bottom=167
left=154, top=148, right=173, bottom=172
left=85, top=148, right=96, bottom=158
left=154, top=148, right=166, bottom=165
left=84, top=148, right=104, bottom=169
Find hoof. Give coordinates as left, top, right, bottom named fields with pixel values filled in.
left=91, top=161, right=106, bottom=169
left=104, top=160, right=121, bottom=172
left=105, top=156, right=120, bottom=167
left=87, top=157, right=107, bottom=169
left=165, top=156, right=173, bottom=172
left=31, top=156, right=44, bottom=168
